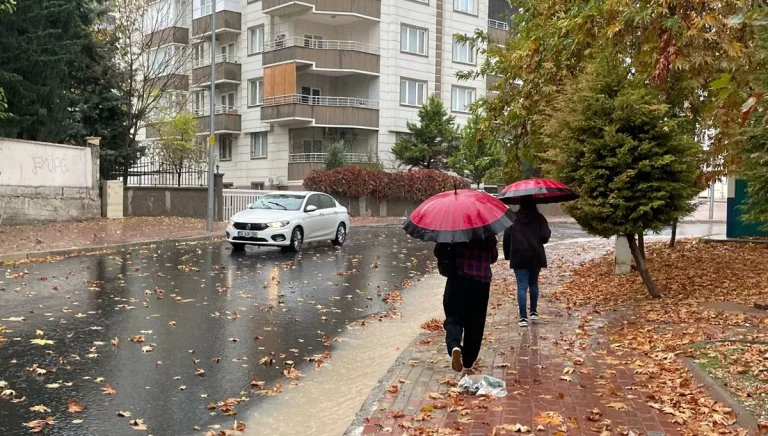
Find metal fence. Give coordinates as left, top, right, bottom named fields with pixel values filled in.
left=488, top=19, right=510, bottom=30
left=110, top=159, right=209, bottom=187
left=262, top=94, right=380, bottom=109
left=223, top=189, right=271, bottom=219
left=264, top=36, right=380, bottom=54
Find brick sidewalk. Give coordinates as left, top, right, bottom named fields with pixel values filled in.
left=356, top=242, right=682, bottom=436
left=0, top=217, right=225, bottom=258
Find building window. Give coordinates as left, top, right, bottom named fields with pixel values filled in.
left=219, top=136, right=233, bottom=161
left=395, top=132, right=415, bottom=143
left=453, top=0, right=475, bottom=15
left=451, top=86, right=475, bottom=112
left=400, top=78, right=427, bottom=107
left=200, top=0, right=212, bottom=16
left=193, top=91, right=204, bottom=115
left=452, top=35, right=475, bottom=64
left=248, top=78, right=263, bottom=106
left=220, top=92, right=236, bottom=112
left=250, top=132, right=267, bottom=159
left=401, top=25, right=427, bottom=56
left=248, top=26, right=264, bottom=55
left=250, top=182, right=265, bottom=190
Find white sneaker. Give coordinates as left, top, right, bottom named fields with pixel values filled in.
left=518, top=318, right=529, bottom=327
left=530, top=312, right=539, bottom=321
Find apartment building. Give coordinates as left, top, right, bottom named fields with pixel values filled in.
left=143, top=0, right=512, bottom=189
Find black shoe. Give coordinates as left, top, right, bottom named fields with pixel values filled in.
left=451, top=347, right=463, bottom=372
left=530, top=312, right=539, bottom=321
left=518, top=318, right=529, bottom=327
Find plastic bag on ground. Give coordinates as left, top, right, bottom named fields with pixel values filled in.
left=457, top=374, right=507, bottom=397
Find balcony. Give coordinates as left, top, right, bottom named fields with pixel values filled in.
left=191, top=54, right=241, bottom=87
left=488, top=19, right=509, bottom=44
left=263, top=37, right=380, bottom=74
left=262, top=0, right=380, bottom=20
left=261, top=95, right=379, bottom=129
left=148, top=74, right=189, bottom=91
left=191, top=10, right=241, bottom=39
left=145, top=26, right=189, bottom=48
left=193, top=105, right=242, bottom=134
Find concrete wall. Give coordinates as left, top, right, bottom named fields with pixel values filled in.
left=122, top=174, right=224, bottom=220
left=0, top=138, right=100, bottom=226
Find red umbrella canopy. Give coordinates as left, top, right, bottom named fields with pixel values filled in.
left=499, top=178, right=578, bottom=205
left=404, top=189, right=515, bottom=243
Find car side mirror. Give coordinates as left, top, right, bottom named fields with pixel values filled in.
left=305, top=205, right=318, bottom=212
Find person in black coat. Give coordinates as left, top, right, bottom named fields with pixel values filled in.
left=502, top=195, right=551, bottom=327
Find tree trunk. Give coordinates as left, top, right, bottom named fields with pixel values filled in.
left=626, top=234, right=662, bottom=299
left=637, top=232, right=646, bottom=260
left=668, top=219, right=678, bottom=248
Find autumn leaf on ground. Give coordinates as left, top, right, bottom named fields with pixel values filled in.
left=141, top=345, right=154, bottom=353
left=29, top=405, right=50, bottom=413
left=427, top=392, right=443, bottom=400
left=102, top=384, right=116, bottom=395
left=534, top=411, right=564, bottom=426
left=129, top=419, right=148, bottom=430
left=67, top=398, right=85, bottom=413
left=607, top=402, right=629, bottom=411
left=30, top=338, right=55, bottom=346
left=559, top=375, right=572, bottom=382
left=111, top=337, right=119, bottom=347
left=117, top=411, right=132, bottom=417
left=195, top=368, right=205, bottom=377
left=387, top=385, right=399, bottom=394
left=562, top=367, right=575, bottom=375
left=129, top=335, right=145, bottom=343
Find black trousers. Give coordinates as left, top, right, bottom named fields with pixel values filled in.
left=442, top=274, right=491, bottom=369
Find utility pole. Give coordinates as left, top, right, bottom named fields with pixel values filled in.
left=206, top=0, right=217, bottom=232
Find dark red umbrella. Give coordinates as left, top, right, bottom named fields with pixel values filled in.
left=404, top=189, right=515, bottom=243
left=499, top=178, right=578, bottom=205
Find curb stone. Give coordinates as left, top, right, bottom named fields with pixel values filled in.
left=0, top=234, right=224, bottom=264
left=682, top=355, right=760, bottom=433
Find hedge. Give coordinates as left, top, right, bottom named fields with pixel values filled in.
left=303, top=167, right=469, bottom=203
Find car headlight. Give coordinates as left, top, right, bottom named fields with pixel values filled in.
left=228, top=219, right=235, bottom=227
left=266, top=221, right=290, bottom=228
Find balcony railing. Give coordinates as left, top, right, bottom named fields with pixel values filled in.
left=289, top=153, right=372, bottom=163
left=191, top=53, right=240, bottom=69
left=264, top=37, right=380, bottom=55
left=262, top=94, right=379, bottom=109
left=191, top=105, right=239, bottom=116
left=488, top=19, right=510, bottom=31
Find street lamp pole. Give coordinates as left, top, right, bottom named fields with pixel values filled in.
left=206, top=0, right=217, bottom=232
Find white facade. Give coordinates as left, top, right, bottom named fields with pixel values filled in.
left=143, top=0, right=507, bottom=189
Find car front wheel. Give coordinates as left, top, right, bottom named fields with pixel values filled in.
left=332, top=223, right=347, bottom=247
left=286, top=227, right=303, bottom=253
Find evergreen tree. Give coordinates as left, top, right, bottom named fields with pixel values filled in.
left=392, top=95, right=459, bottom=170
left=448, top=115, right=503, bottom=188
left=0, top=0, right=14, bottom=119
left=0, top=0, right=102, bottom=141
left=738, top=121, right=768, bottom=231
left=545, top=57, right=700, bottom=298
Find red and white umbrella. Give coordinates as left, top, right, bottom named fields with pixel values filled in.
left=498, top=178, right=578, bottom=205
left=404, top=189, right=515, bottom=243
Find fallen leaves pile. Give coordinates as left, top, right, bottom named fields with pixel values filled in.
left=551, top=240, right=768, bottom=434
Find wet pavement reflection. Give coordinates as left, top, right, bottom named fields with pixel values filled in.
left=0, top=228, right=434, bottom=435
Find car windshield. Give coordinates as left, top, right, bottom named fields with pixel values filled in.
left=248, top=194, right=305, bottom=211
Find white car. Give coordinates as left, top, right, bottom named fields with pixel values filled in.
left=225, top=191, right=351, bottom=252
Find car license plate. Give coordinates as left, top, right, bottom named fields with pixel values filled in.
left=238, top=231, right=259, bottom=238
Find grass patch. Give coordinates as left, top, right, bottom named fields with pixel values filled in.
left=693, top=342, right=768, bottom=422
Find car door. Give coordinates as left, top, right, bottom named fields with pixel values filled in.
left=302, top=194, right=323, bottom=241
left=317, top=194, right=339, bottom=238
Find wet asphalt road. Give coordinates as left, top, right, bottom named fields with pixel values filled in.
left=0, top=223, right=722, bottom=435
